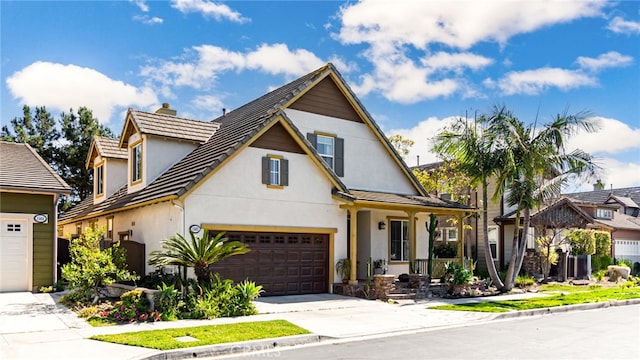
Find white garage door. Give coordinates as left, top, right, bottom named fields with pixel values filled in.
left=614, top=239, right=640, bottom=264
left=0, top=219, right=31, bottom=292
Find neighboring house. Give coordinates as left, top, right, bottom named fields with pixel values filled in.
left=0, top=141, right=71, bottom=292
left=59, top=64, right=472, bottom=295
left=564, top=186, right=640, bottom=263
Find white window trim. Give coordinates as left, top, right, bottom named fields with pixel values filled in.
left=316, top=134, right=335, bottom=170
left=444, top=227, right=458, bottom=242
left=269, top=157, right=280, bottom=186
left=131, top=142, right=143, bottom=184
left=95, top=163, right=104, bottom=196
left=389, top=219, right=409, bottom=262
left=488, top=225, right=499, bottom=261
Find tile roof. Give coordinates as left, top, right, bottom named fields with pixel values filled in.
left=334, top=189, right=473, bottom=210
left=129, top=110, right=220, bottom=143
left=0, top=141, right=71, bottom=194
left=593, top=212, right=640, bottom=231
left=61, top=63, right=469, bottom=223
left=94, top=136, right=127, bottom=159
left=609, top=195, right=639, bottom=209
left=563, top=186, right=640, bottom=207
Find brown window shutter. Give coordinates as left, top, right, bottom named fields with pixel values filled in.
left=261, top=156, right=270, bottom=184
left=335, top=137, right=344, bottom=177
left=281, top=159, right=289, bottom=186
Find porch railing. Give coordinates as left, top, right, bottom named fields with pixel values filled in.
left=414, top=258, right=462, bottom=279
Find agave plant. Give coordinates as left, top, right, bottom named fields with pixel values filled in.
left=148, top=230, right=250, bottom=285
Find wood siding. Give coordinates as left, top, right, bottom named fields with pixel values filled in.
left=288, top=77, right=363, bottom=123
left=250, top=122, right=305, bottom=154
left=0, top=192, right=55, bottom=288
left=476, top=179, right=503, bottom=270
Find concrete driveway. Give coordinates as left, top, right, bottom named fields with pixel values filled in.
left=0, top=292, right=88, bottom=334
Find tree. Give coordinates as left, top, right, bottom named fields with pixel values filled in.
left=1, top=105, right=114, bottom=209
left=488, top=106, right=598, bottom=290
left=1, top=105, right=59, bottom=166
left=433, top=115, right=505, bottom=289
left=148, top=230, right=250, bottom=285
left=58, top=107, right=114, bottom=202
left=388, top=134, right=414, bottom=160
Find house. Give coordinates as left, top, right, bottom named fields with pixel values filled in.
left=0, top=141, right=71, bottom=292
left=59, top=63, right=472, bottom=295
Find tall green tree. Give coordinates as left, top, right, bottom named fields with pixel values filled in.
left=488, top=106, right=598, bottom=290
left=1, top=105, right=59, bottom=166
left=1, top=105, right=114, bottom=208
left=433, top=115, right=504, bottom=289
left=58, top=107, right=114, bottom=201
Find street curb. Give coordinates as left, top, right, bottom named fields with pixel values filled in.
left=492, top=298, right=640, bottom=320
left=132, top=334, right=324, bottom=360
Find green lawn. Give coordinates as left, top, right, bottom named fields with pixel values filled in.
left=90, top=320, right=310, bottom=350
left=430, top=284, right=640, bottom=313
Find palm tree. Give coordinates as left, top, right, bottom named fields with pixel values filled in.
left=148, top=230, right=250, bottom=284
left=433, top=114, right=505, bottom=289
left=488, top=106, right=599, bottom=290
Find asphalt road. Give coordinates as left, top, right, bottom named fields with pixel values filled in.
left=222, top=304, right=640, bottom=359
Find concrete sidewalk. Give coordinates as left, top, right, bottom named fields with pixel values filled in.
left=2, top=291, right=634, bottom=360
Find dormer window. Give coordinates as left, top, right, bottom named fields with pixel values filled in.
left=596, top=208, right=613, bottom=219
left=306, top=132, right=344, bottom=176
left=131, top=142, right=142, bottom=183
left=95, top=163, right=104, bottom=196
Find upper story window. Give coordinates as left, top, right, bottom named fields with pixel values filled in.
left=262, top=155, right=288, bottom=188
left=596, top=208, right=613, bottom=219
left=306, top=132, right=344, bottom=177
left=131, top=142, right=142, bottom=183
left=317, top=135, right=334, bottom=169
left=445, top=227, right=458, bottom=242
left=389, top=219, right=409, bottom=262
left=95, top=163, right=104, bottom=196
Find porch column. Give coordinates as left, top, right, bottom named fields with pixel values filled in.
left=348, top=206, right=358, bottom=285
left=406, top=210, right=417, bottom=267
left=457, top=213, right=465, bottom=263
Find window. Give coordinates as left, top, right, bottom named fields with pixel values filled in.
left=445, top=228, right=458, bottom=242
left=487, top=226, right=499, bottom=261
left=262, top=155, right=288, bottom=187
left=307, top=132, right=344, bottom=176
left=596, top=208, right=613, bottom=219
left=96, top=163, right=104, bottom=195
left=6, top=223, right=22, bottom=232
left=131, top=142, right=142, bottom=183
left=75, top=223, right=82, bottom=237
left=106, top=217, right=114, bottom=240
left=389, top=219, right=409, bottom=262
left=317, top=135, right=334, bottom=169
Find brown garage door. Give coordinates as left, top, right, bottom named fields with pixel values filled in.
left=211, top=232, right=329, bottom=296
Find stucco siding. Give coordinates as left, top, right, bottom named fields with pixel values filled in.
left=285, top=109, right=417, bottom=195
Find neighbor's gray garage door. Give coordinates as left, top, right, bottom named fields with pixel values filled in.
left=211, top=232, right=329, bottom=296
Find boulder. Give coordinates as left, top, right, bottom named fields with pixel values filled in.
left=608, top=265, right=631, bottom=281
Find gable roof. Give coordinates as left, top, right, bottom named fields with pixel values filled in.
left=607, top=195, right=639, bottom=209
left=119, top=110, right=220, bottom=147
left=61, top=63, right=463, bottom=224
left=85, top=136, right=127, bottom=168
left=563, top=186, right=640, bottom=207
left=0, top=141, right=71, bottom=195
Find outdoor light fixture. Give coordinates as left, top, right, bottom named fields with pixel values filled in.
left=378, top=221, right=386, bottom=230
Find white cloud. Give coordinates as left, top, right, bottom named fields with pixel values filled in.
left=576, top=51, right=634, bottom=72
left=567, top=116, right=640, bottom=155
left=133, top=15, right=163, bottom=25
left=131, top=0, right=149, bottom=12
left=140, top=43, right=330, bottom=93
left=170, top=0, right=248, bottom=23
left=6, top=62, right=158, bottom=124
left=489, top=67, right=595, bottom=95
left=245, top=44, right=325, bottom=77
left=567, top=157, right=640, bottom=192
left=334, top=0, right=607, bottom=103
left=192, top=94, right=224, bottom=112
left=607, top=16, right=640, bottom=34
left=386, top=115, right=460, bottom=166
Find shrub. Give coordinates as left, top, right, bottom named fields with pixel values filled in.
left=61, top=227, right=138, bottom=303
left=187, top=275, right=264, bottom=319
left=109, top=289, right=151, bottom=323
left=593, top=270, right=607, bottom=282
left=515, top=275, right=535, bottom=288
left=616, top=258, right=632, bottom=268
left=154, top=283, right=183, bottom=321
left=593, top=231, right=611, bottom=256
left=565, top=229, right=596, bottom=256
left=591, top=254, right=613, bottom=272
left=442, top=262, right=472, bottom=294
left=434, top=243, right=457, bottom=258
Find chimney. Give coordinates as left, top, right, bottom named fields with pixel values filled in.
left=222, top=108, right=227, bottom=117
left=155, top=103, right=177, bottom=116
left=593, top=179, right=604, bottom=191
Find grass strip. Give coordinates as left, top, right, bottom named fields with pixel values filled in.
left=90, top=320, right=310, bottom=350
left=430, top=286, right=640, bottom=313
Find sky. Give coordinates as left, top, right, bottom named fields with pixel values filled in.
left=2, top=0, right=639, bottom=192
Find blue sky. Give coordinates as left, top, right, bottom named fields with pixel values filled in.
left=2, top=0, right=639, bottom=191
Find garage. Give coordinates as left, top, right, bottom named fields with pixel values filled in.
left=0, top=218, right=31, bottom=292
left=211, top=231, right=329, bottom=296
